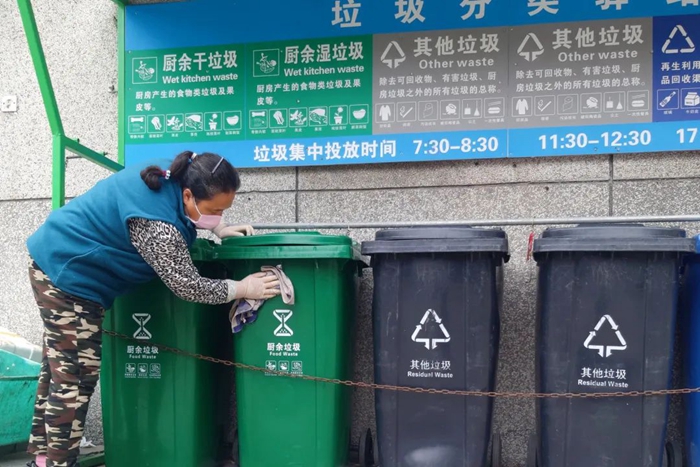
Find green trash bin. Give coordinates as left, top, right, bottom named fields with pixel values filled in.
left=102, top=240, right=233, bottom=467
left=0, top=349, right=40, bottom=454
left=217, top=232, right=363, bottom=467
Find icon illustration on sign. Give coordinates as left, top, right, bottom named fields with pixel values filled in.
left=629, top=92, right=647, bottom=109
left=662, top=25, right=696, bottom=54
left=273, top=310, right=294, bottom=337
left=310, top=108, right=328, bottom=126
left=685, top=91, right=700, bottom=107
left=537, top=98, right=552, bottom=113
left=290, top=109, right=307, bottom=126
left=166, top=115, right=183, bottom=132
left=129, top=116, right=145, bottom=134
left=379, top=104, right=393, bottom=122
left=421, top=102, right=435, bottom=120
left=582, top=94, right=600, bottom=112
left=227, top=114, right=240, bottom=127
left=515, top=98, right=530, bottom=116
left=351, top=105, right=368, bottom=123
left=658, top=90, right=678, bottom=109
left=485, top=98, right=504, bottom=117
left=334, top=106, right=346, bottom=125
left=518, top=33, right=545, bottom=62
left=411, top=309, right=451, bottom=350
left=463, top=99, right=482, bottom=118
left=381, top=41, right=406, bottom=69
left=272, top=110, right=285, bottom=126
left=583, top=314, right=627, bottom=357
left=445, top=103, right=458, bottom=116
left=250, top=111, right=268, bottom=129
left=185, top=114, right=203, bottom=131
left=257, top=53, right=277, bottom=74
left=132, top=313, right=152, bottom=340
left=150, top=116, right=162, bottom=131
left=135, top=60, right=155, bottom=81
left=398, top=103, right=415, bottom=121
left=206, top=113, right=220, bottom=131
left=442, top=101, right=459, bottom=119
left=604, top=92, right=625, bottom=112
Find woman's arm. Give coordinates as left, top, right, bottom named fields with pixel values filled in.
left=128, top=217, right=236, bottom=305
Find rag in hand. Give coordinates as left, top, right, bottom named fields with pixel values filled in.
left=229, top=265, right=294, bottom=333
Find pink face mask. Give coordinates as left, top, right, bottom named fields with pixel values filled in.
left=189, top=199, right=222, bottom=230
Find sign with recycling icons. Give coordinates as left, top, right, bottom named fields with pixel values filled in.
left=123, top=0, right=700, bottom=168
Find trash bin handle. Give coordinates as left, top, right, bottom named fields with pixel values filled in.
left=0, top=375, right=39, bottom=381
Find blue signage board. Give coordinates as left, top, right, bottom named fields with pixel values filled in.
left=123, top=0, right=700, bottom=168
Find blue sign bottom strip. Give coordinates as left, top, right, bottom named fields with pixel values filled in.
left=125, top=121, right=700, bottom=168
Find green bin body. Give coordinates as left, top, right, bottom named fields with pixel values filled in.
left=217, top=232, right=362, bottom=467
left=0, top=349, right=40, bottom=453
left=102, top=240, right=232, bottom=467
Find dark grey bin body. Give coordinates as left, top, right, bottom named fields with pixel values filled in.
left=363, top=228, right=509, bottom=467
left=533, top=224, right=694, bottom=467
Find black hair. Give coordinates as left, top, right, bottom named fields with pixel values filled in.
left=140, top=150, right=241, bottom=199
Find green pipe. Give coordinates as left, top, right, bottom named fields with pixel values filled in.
left=16, top=0, right=64, bottom=136
left=52, top=135, right=66, bottom=209
left=18, top=0, right=124, bottom=210
left=117, top=2, right=126, bottom=165
left=64, top=137, right=123, bottom=173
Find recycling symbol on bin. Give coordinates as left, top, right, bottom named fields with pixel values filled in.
left=583, top=315, right=627, bottom=358
left=412, top=309, right=451, bottom=350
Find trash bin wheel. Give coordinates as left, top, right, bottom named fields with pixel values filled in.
left=491, top=433, right=502, bottom=467
left=526, top=435, right=538, bottom=467
left=359, top=428, right=375, bottom=466
left=665, top=440, right=682, bottom=467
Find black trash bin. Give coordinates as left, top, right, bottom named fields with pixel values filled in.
left=531, top=224, right=694, bottom=467
left=362, top=227, right=509, bottom=467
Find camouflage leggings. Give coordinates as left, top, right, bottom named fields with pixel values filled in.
left=27, top=261, right=104, bottom=467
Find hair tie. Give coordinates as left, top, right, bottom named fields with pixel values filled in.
left=163, top=170, right=171, bottom=180
left=191, top=152, right=198, bottom=160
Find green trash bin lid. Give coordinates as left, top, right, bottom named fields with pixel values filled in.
left=215, top=232, right=361, bottom=260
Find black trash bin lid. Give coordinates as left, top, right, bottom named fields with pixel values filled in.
left=361, top=227, right=509, bottom=257
left=533, top=223, right=695, bottom=255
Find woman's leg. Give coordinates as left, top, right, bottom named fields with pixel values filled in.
left=27, top=332, right=50, bottom=460
left=28, top=265, right=104, bottom=467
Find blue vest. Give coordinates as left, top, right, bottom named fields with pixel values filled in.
left=27, top=160, right=197, bottom=308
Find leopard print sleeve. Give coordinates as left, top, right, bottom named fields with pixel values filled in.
left=128, top=218, right=236, bottom=305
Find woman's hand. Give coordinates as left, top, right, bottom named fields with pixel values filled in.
left=213, top=223, right=255, bottom=238
left=235, top=272, right=280, bottom=300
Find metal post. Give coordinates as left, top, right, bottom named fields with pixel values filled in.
left=117, top=1, right=126, bottom=165
left=251, top=215, right=700, bottom=230
left=52, top=135, right=65, bottom=209
left=16, top=0, right=64, bottom=137
left=17, top=0, right=124, bottom=210
left=64, top=137, right=123, bottom=172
